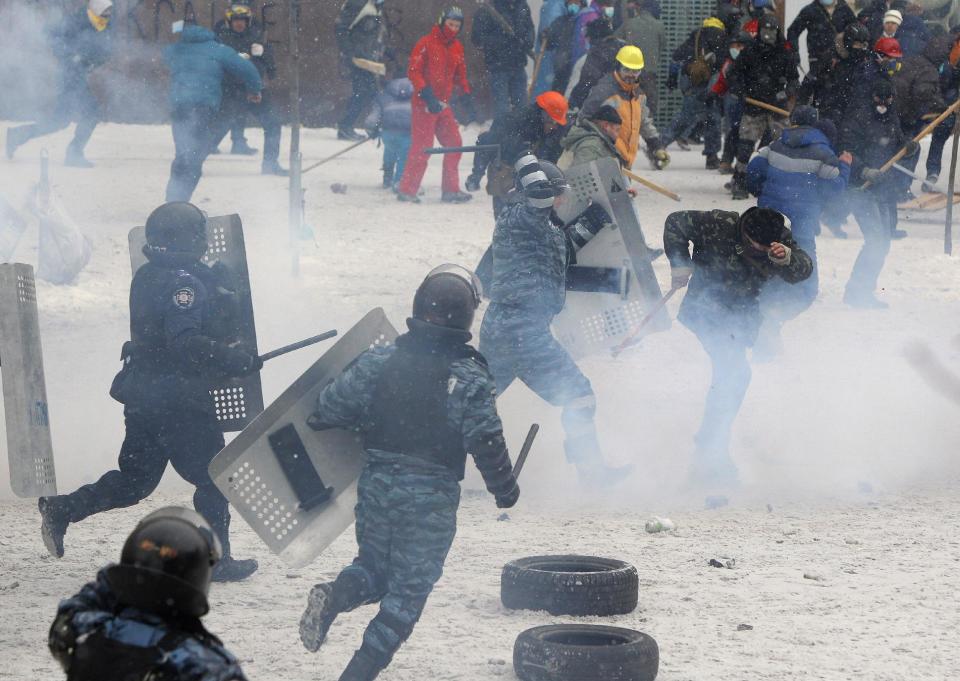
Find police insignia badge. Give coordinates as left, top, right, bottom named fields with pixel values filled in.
left=174, top=287, right=195, bottom=309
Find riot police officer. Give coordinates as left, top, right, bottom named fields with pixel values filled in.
left=299, top=265, right=519, bottom=681
left=39, top=202, right=260, bottom=582
left=48, top=507, right=248, bottom=680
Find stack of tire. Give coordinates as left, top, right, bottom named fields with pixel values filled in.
left=502, top=555, right=658, bottom=681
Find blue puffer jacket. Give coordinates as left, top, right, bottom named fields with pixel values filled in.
left=164, top=25, right=261, bottom=111
left=364, top=78, right=413, bottom=133
left=746, top=126, right=849, bottom=240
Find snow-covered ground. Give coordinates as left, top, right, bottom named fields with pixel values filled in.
left=0, top=121, right=959, bottom=680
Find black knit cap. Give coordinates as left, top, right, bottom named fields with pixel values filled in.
left=590, top=104, right=623, bottom=125
left=738, top=207, right=787, bottom=246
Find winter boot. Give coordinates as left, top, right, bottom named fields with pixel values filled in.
left=38, top=496, right=70, bottom=558
left=339, top=647, right=389, bottom=681
left=675, top=137, right=691, bottom=151
left=65, top=144, right=94, bottom=168
left=441, top=191, right=473, bottom=203
left=382, top=168, right=394, bottom=189
left=337, top=127, right=366, bottom=142
left=730, top=170, right=749, bottom=200
left=843, top=289, right=889, bottom=309
left=230, top=140, right=258, bottom=155
left=300, top=571, right=367, bottom=652
left=261, top=159, right=289, bottom=176
left=705, top=154, right=720, bottom=170
left=6, top=127, right=28, bottom=160
left=211, top=555, right=258, bottom=582
left=922, top=174, right=939, bottom=193
left=718, top=160, right=734, bottom=175
left=396, top=191, right=421, bottom=204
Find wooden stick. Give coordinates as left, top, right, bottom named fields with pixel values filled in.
left=302, top=137, right=370, bottom=175
left=744, top=97, right=790, bottom=118
left=946, top=112, right=960, bottom=255
left=611, top=287, right=679, bottom=357
left=865, top=98, right=960, bottom=188
left=623, top=168, right=681, bottom=202
left=527, top=40, right=547, bottom=99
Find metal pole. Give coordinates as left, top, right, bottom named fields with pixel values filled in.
left=288, top=0, right=302, bottom=276
left=945, top=113, right=960, bottom=256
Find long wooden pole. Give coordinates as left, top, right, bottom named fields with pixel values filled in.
left=864, top=98, right=960, bottom=189
left=945, top=112, right=960, bottom=255
left=744, top=97, right=789, bottom=118
left=288, top=0, right=302, bottom=277
left=623, top=168, right=681, bottom=202
left=302, top=137, right=371, bottom=175
left=527, top=40, right=547, bottom=98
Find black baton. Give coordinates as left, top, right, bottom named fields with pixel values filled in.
left=513, top=423, right=540, bottom=480
left=424, top=144, right=501, bottom=155
left=259, top=330, right=338, bottom=363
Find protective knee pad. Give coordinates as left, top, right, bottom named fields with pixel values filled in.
left=371, top=609, right=418, bottom=647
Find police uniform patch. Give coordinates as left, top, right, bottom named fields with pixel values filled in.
left=173, top=287, right=195, bottom=309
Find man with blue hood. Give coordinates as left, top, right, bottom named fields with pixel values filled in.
left=164, top=19, right=262, bottom=202
left=747, top=105, right=850, bottom=356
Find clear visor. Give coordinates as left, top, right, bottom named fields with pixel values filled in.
left=425, top=264, right=484, bottom=307
left=138, top=506, right=223, bottom=563
left=620, top=67, right=642, bottom=78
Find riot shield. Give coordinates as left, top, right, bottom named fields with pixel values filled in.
left=128, top=214, right=263, bottom=432
left=0, top=264, right=57, bottom=497
left=208, top=308, right=398, bottom=568
left=552, top=157, right=669, bottom=359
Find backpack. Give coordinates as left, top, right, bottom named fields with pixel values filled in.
left=685, top=30, right=712, bottom=87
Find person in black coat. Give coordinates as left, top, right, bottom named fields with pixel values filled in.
left=212, top=2, right=287, bottom=175
left=335, top=0, right=386, bottom=140
left=38, top=203, right=262, bottom=582
left=471, top=0, right=536, bottom=116
left=544, top=1, right=585, bottom=95
left=567, top=19, right=624, bottom=110
left=727, top=15, right=799, bottom=198
left=814, top=22, right=883, bottom=124
left=787, top=0, right=857, bottom=77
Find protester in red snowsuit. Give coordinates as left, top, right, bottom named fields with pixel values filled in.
left=397, top=7, right=474, bottom=203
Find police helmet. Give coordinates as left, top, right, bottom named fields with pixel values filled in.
left=412, top=264, right=482, bottom=331
left=144, top=202, right=208, bottom=258
left=843, top=22, right=870, bottom=51
left=738, top=207, right=791, bottom=246
left=514, top=155, right=570, bottom=208
left=105, top=507, right=222, bottom=618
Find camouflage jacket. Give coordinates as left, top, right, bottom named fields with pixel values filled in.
left=664, top=210, right=813, bottom=336
left=308, top=322, right=515, bottom=495
left=488, top=201, right=569, bottom=316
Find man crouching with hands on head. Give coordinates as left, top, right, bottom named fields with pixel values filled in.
left=664, top=208, right=812, bottom=500
left=298, top=265, right=519, bottom=681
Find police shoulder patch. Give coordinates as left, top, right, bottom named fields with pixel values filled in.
left=173, top=287, right=195, bottom=309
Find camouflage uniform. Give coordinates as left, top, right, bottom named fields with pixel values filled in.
left=664, top=210, right=812, bottom=481
left=49, top=569, right=246, bottom=681
left=479, top=200, right=603, bottom=470
left=305, top=321, right=516, bottom=675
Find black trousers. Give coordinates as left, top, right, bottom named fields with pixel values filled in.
left=166, top=105, right=217, bottom=202
left=338, top=65, right=379, bottom=130
left=61, top=406, right=235, bottom=554
left=212, top=90, right=282, bottom=163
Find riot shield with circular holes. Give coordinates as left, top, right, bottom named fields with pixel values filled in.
left=0, top=264, right=57, bottom=497
left=128, top=215, right=263, bottom=432
left=552, top=157, right=669, bottom=359
left=208, top=308, right=398, bottom=568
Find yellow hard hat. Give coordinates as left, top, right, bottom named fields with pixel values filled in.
left=616, top=45, right=645, bottom=71
left=703, top=17, right=725, bottom=30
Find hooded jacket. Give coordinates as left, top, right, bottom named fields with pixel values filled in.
left=580, top=71, right=661, bottom=168
left=786, top=0, right=857, bottom=66
left=165, top=25, right=261, bottom=111
left=471, top=0, right=535, bottom=70
left=408, top=25, right=471, bottom=109
left=815, top=50, right=884, bottom=123
left=568, top=34, right=626, bottom=109
left=894, top=35, right=949, bottom=126
left=728, top=23, right=799, bottom=110
left=558, top=118, right=626, bottom=168
left=365, top=78, right=413, bottom=133
left=334, top=0, right=385, bottom=62
left=746, top=126, right=850, bottom=239
left=841, top=97, right=907, bottom=194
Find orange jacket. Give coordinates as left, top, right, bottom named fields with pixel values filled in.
left=408, top=26, right=471, bottom=108
left=581, top=71, right=660, bottom=168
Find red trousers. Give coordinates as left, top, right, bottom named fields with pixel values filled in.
left=398, top=106, right=462, bottom=195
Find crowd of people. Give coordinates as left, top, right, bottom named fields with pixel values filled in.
left=6, top=2, right=960, bottom=680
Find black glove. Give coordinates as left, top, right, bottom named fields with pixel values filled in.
left=420, top=86, right=444, bottom=114
left=903, top=140, right=921, bottom=158
left=495, top=481, right=519, bottom=509
left=465, top=173, right=482, bottom=192
left=246, top=353, right=264, bottom=375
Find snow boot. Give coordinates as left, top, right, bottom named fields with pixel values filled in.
left=38, top=496, right=69, bottom=558
left=730, top=170, right=749, bottom=200
left=337, top=127, right=365, bottom=142
left=230, top=140, right=258, bottom=155
left=675, top=137, right=691, bottom=151
left=300, top=582, right=340, bottom=652
left=261, top=160, right=289, bottom=176
left=843, top=290, right=889, bottom=309
left=339, top=647, right=388, bottom=681
left=65, top=145, right=93, bottom=168
left=211, top=555, right=258, bottom=582
left=441, top=190, right=472, bottom=203
left=396, top=192, right=421, bottom=203
left=705, top=154, right=720, bottom=170
left=718, top=160, right=734, bottom=175
left=922, top=174, right=939, bottom=193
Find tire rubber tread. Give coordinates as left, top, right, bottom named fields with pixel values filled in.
left=513, top=624, right=659, bottom=681
left=501, top=555, right=639, bottom=616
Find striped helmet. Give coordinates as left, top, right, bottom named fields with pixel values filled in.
left=514, top=155, right=570, bottom=209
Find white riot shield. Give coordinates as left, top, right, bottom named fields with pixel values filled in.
left=552, top=157, right=669, bottom=359
left=0, top=264, right=57, bottom=497
left=208, top=308, right=398, bottom=568
left=128, top=215, right=264, bottom=432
